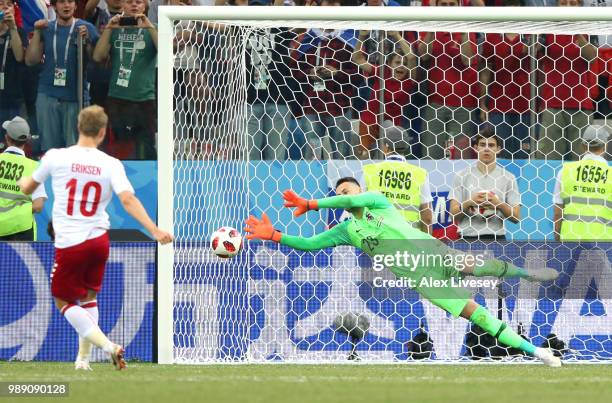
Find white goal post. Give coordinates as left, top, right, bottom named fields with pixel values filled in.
left=157, top=6, right=612, bottom=365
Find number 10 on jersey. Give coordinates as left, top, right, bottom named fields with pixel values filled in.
left=65, top=178, right=102, bottom=217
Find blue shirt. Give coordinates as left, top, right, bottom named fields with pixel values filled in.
left=38, top=19, right=99, bottom=102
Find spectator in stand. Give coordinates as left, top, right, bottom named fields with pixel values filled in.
left=14, top=0, right=48, bottom=157
left=75, top=0, right=98, bottom=18
left=25, top=0, right=98, bottom=152
left=352, top=29, right=416, bottom=159
left=246, top=0, right=298, bottom=160
left=294, top=0, right=358, bottom=160
left=174, top=69, right=214, bottom=159
left=480, top=3, right=531, bottom=160
left=0, top=0, right=27, bottom=141
left=449, top=126, right=521, bottom=241
left=351, top=0, right=403, bottom=146
left=93, top=0, right=158, bottom=160
left=583, top=0, right=612, bottom=122
left=417, top=0, right=479, bottom=159
left=361, top=0, right=400, bottom=6
left=174, top=7, right=231, bottom=159
left=419, top=0, right=485, bottom=3
left=85, top=0, right=123, bottom=108
left=523, top=0, right=555, bottom=5
left=534, top=0, right=598, bottom=161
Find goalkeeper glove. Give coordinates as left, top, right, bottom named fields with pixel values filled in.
left=244, top=213, right=282, bottom=242
left=282, top=189, right=318, bottom=217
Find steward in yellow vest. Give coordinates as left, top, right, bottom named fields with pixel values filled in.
left=0, top=117, right=46, bottom=241
left=363, top=123, right=432, bottom=233
left=553, top=125, right=611, bottom=241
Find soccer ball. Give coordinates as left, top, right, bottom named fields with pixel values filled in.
left=210, top=227, right=243, bottom=258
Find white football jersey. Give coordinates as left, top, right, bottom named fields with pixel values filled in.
left=32, top=146, right=134, bottom=248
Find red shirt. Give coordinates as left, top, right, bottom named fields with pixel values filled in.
left=360, top=66, right=415, bottom=126
left=540, top=34, right=594, bottom=110
left=481, top=33, right=530, bottom=114
left=294, top=37, right=357, bottom=117
left=420, top=32, right=479, bottom=108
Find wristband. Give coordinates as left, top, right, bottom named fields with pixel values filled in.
left=306, top=200, right=319, bottom=211
left=270, top=230, right=282, bottom=243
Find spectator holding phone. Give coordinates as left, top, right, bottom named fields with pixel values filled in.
left=25, top=0, right=98, bottom=152
left=93, top=0, right=158, bottom=159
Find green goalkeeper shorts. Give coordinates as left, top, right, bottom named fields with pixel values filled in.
left=412, top=264, right=471, bottom=318
left=387, top=239, right=471, bottom=318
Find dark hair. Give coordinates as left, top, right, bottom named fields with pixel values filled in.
left=472, top=125, right=501, bottom=148
left=587, top=142, right=606, bottom=153
left=51, top=0, right=76, bottom=5
left=5, top=134, right=27, bottom=148
left=335, top=177, right=361, bottom=189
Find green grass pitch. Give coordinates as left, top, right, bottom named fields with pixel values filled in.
left=2, top=362, right=612, bottom=403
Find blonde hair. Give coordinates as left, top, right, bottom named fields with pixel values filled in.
left=78, top=105, right=108, bottom=137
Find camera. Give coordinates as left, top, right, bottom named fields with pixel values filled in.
left=119, top=16, right=138, bottom=27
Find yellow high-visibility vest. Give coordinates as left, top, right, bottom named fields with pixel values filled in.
left=559, top=158, right=612, bottom=240
left=0, top=152, right=38, bottom=238
left=363, top=160, right=427, bottom=225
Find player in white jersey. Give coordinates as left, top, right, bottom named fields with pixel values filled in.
left=19, top=106, right=173, bottom=371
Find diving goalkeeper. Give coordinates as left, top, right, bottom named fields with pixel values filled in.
left=244, top=177, right=561, bottom=366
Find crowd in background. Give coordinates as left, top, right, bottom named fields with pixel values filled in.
left=0, top=0, right=611, bottom=161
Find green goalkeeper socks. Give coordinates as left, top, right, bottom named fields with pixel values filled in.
left=473, top=260, right=527, bottom=279
left=469, top=306, right=537, bottom=356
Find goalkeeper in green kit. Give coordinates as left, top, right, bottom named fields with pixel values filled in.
left=244, top=177, right=562, bottom=366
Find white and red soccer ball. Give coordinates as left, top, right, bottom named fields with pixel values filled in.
left=210, top=227, right=243, bottom=258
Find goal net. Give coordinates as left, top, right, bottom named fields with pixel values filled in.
left=158, top=6, right=612, bottom=364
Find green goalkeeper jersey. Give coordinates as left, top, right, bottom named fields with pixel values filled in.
left=280, top=192, right=442, bottom=278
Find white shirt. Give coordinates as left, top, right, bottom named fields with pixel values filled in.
left=449, top=163, right=520, bottom=237
left=32, top=146, right=134, bottom=248
left=552, top=153, right=608, bottom=205
left=3, top=147, right=47, bottom=201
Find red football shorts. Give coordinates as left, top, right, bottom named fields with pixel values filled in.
left=51, top=233, right=110, bottom=303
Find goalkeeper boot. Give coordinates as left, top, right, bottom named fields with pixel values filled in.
left=75, top=360, right=92, bottom=371
left=110, top=345, right=127, bottom=371
left=534, top=347, right=562, bottom=367
left=525, top=268, right=559, bottom=283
